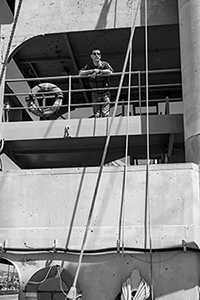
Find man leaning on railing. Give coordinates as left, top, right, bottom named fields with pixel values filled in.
left=79, top=48, right=114, bottom=118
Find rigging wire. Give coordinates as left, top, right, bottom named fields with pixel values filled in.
left=0, top=0, right=24, bottom=88
left=67, top=1, right=142, bottom=299
left=118, top=21, right=133, bottom=289
left=118, top=9, right=133, bottom=255
left=122, top=30, right=133, bottom=288
left=0, top=138, right=5, bottom=171
left=28, top=265, right=54, bottom=285
left=144, top=0, right=154, bottom=298
left=117, top=0, right=141, bottom=254
left=57, top=267, right=69, bottom=299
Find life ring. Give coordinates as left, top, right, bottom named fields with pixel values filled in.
left=25, top=83, right=63, bottom=118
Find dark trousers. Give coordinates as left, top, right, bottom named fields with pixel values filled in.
left=92, top=92, right=110, bottom=117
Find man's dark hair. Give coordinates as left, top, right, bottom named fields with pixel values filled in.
left=91, top=48, right=101, bottom=54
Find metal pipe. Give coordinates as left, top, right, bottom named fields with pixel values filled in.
left=2, top=98, right=183, bottom=112
left=178, top=0, right=200, bottom=163
left=138, top=71, right=142, bottom=116
left=5, top=69, right=181, bottom=83
left=0, top=245, right=199, bottom=254
left=68, top=75, right=71, bottom=119
left=4, top=83, right=182, bottom=97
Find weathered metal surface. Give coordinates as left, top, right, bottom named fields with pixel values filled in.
left=178, top=0, right=200, bottom=163
left=1, top=0, right=179, bottom=51
left=0, top=163, right=198, bottom=249
left=2, top=250, right=200, bottom=300
left=0, top=1, right=199, bottom=300
left=0, top=163, right=199, bottom=300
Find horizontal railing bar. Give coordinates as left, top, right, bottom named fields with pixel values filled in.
left=5, top=68, right=181, bottom=83
left=3, top=98, right=183, bottom=111
left=5, top=72, right=139, bottom=82
left=72, top=83, right=182, bottom=93
left=4, top=83, right=182, bottom=97
left=144, top=68, right=181, bottom=74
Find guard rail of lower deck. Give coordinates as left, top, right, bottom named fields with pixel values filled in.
left=3, top=68, right=182, bottom=121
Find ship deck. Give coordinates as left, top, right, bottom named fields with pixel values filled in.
left=1, top=114, right=184, bottom=169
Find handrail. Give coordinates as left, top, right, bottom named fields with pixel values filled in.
left=4, top=68, right=181, bottom=83
left=3, top=68, right=182, bottom=119
left=4, top=83, right=182, bottom=97
left=2, top=98, right=183, bottom=111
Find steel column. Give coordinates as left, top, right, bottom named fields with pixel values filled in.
left=178, top=0, right=200, bottom=163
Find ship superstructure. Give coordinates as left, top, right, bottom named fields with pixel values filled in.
left=0, top=1, right=200, bottom=300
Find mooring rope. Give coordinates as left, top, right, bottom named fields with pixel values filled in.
left=0, top=0, right=24, bottom=88
left=67, top=1, right=142, bottom=299
left=144, top=0, right=154, bottom=298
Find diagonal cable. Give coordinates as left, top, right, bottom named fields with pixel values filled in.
left=0, top=0, right=24, bottom=88
left=67, top=1, right=142, bottom=299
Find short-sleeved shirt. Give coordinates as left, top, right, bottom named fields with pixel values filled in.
left=80, top=61, right=114, bottom=91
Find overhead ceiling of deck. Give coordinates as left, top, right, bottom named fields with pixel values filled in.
left=3, top=133, right=184, bottom=169
left=6, top=24, right=182, bottom=119
left=11, top=24, right=181, bottom=76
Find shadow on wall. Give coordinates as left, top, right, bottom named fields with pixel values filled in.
left=95, top=0, right=114, bottom=29
left=95, top=0, right=179, bottom=31
left=140, top=0, right=179, bottom=25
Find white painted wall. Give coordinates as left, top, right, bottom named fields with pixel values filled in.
left=0, top=163, right=199, bottom=300
left=0, top=163, right=198, bottom=250
left=1, top=0, right=179, bottom=58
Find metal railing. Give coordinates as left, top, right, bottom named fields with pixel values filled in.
left=3, top=68, right=182, bottom=121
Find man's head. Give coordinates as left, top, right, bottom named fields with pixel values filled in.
left=90, top=49, right=101, bottom=63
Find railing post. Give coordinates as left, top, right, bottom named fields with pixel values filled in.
left=138, top=71, right=142, bottom=116
left=68, top=75, right=71, bottom=119
left=0, top=71, right=6, bottom=123
left=165, top=96, right=170, bottom=114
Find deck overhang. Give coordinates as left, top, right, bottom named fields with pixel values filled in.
left=1, top=114, right=184, bottom=169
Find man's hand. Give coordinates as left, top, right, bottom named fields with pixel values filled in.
left=89, top=69, right=100, bottom=79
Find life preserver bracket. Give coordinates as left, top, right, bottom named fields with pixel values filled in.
left=25, top=82, right=63, bottom=118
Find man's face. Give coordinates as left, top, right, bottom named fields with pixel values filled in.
left=91, top=50, right=101, bottom=63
